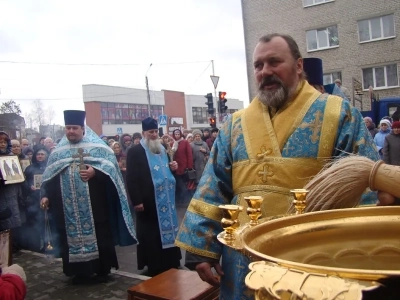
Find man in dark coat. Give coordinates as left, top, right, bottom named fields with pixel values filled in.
left=126, top=117, right=181, bottom=276
left=40, top=110, right=136, bottom=284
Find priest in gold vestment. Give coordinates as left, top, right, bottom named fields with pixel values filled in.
left=175, top=34, right=381, bottom=300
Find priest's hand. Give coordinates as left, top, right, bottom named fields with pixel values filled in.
left=195, top=262, right=224, bottom=287
left=40, top=197, right=49, bottom=210
left=169, top=161, right=178, bottom=171
left=377, top=191, right=396, bottom=206
left=79, top=166, right=95, bottom=182
left=134, top=204, right=144, bottom=212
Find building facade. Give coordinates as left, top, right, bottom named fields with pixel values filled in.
left=83, top=84, right=244, bottom=136
left=241, top=0, right=400, bottom=110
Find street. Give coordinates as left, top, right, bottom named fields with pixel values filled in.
left=14, top=202, right=190, bottom=300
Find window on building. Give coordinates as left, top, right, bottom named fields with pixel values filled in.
left=303, top=0, right=334, bottom=7
left=323, top=71, right=342, bottom=85
left=100, top=102, right=162, bottom=124
left=306, top=25, right=339, bottom=51
left=358, top=15, right=395, bottom=43
left=362, top=64, right=399, bottom=89
left=192, top=107, right=208, bottom=124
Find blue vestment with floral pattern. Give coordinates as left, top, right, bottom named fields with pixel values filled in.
left=42, top=126, right=137, bottom=263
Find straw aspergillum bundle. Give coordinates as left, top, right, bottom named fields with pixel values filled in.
left=288, top=155, right=400, bottom=213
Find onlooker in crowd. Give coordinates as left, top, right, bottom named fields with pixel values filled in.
left=186, top=133, right=193, bottom=143
left=22, top=147, right=33, bottom=161
left=383, top=121, right=400, bottom=166
left=126, top=117, right=181, bottom=277
left=374, top=119, right=391, bottom=159
left=21, top=139, right=29, bottom=149
left=206, top=128, right=219, bottom=150
left=10, top=140, right=26, bottom=160
left=334, top=79, right=351, bottom=99
left=364, top=117, right=379, bottom=138
left=0, top=132, right=24, bottom=234
left=119, top=134, right=132, bottom=155
left=190, top=129, right=210, bottom=187
left=202, top=128, right=210, bottom=142
left=107, top=139, right=115, bottom=147
left=132, top=132, right=142, bottom=145
left=171, top=129, right=193, bottom=204
left=22, top=147, right=49, bottom=252
left=161, top=134, right=173, bottom=150
left=99, top=135, right=108, bottom=143
left=44, top=138, right=55, bottom=153
left=33, top=137, right=45, bottom=152
left=183, top=129, right=191, bottom=139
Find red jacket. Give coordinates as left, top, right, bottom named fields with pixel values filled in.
left=172, top=139, right=193, bottom=175
left=0, top=274, right=27, bottom=300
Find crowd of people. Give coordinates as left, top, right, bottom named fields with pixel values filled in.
left=0, top=32, right=399, bottom=299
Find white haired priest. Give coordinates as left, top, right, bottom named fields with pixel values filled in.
left=40, top=110, right=136, bottom=284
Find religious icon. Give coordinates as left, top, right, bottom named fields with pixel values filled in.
left=0, top=156, right=25, bottom=184
left=34, top=174, right=43, bottom=189
left=0, top=230, right=11, bottom=267
left=20, top=159, right=31, bottom=172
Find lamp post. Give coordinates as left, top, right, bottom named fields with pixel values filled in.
left=145, top=63, right=153, bottom=117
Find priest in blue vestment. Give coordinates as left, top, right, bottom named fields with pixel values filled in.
left=40, top=110, right=136, bottom=284
left=175, top=34, right=389, bottom=299
left=126, top=117, right=181, bottom=276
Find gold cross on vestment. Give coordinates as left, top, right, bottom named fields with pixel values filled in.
left=72, top=148, right=90, bottom=170
left=299, top=111, right=323, bottom=144
left=258, top=166, right=274, bottom=183
left=256, top=145, right=272, bottom=160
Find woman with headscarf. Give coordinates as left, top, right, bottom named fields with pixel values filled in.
left=22, top=146, right=49, bottom=252
left=22, top=147, right=33, bottom=161
left=171, top=129, right=193, bottom=204
left=0, top=132, right=24, bottom=234
left=190, top=129, right=209, bottom=186
left=374, top=119, right=391, bottom=159
left=186, top=133, right=193, bottom=144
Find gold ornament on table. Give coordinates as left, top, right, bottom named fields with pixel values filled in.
left=290, top=189, right=309, bottom=215
left=217, top=204, right=243, bottom=249
left=244, top=196, right=263, bottom=226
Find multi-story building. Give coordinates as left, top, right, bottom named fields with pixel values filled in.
left=83, top=84, right=244, bottom=136
left=241, top=0, right=400, bottom=110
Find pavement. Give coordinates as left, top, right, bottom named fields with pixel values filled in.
left=13, top=202, right=191, bottom=300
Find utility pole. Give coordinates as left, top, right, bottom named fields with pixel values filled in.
left=145, top=63, right=153, bottom=117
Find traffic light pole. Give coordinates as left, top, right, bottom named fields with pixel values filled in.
left=211, top=60, right=218, bottom=127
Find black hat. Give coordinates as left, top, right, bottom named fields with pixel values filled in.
left=211, top=128, right=219, bottom=133
left=303, top=58, right=323, bottom=86
left=142, top=117, right=158, bottom=131
left=64, top=110, right=86, bottom=126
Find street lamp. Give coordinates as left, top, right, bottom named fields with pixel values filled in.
left=145, top=63, right=153, bottom=117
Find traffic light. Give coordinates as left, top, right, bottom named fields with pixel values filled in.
left=219, top=91, right=228, bottom=113
left=205, top=93, right=214, bottom=115
left=209, top=116, right=216, bottom=128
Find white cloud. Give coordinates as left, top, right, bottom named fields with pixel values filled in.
left=0, top=0, right=250, bottom=126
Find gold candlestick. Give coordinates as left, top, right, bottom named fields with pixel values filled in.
left=290, top=189, right=309, bottom=214
left=219, top=204, right=243, bottom=242
left=244, top=196, right=263, bottom=226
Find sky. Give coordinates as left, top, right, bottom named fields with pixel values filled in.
left=0, top=0, right=250, bottom=127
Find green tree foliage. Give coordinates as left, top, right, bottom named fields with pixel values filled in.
left=0, top=100, right=22, bottom=115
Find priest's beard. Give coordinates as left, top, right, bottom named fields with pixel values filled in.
left=257, top=75, right=297, bottom=109
left=145, top=138, right=162, bottom=154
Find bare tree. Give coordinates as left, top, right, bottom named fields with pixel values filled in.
left=46, top=105, right=56, bottom=126
left=0, top=100, right=22, bottom=115
left=31, top=99, right=46, bottom=134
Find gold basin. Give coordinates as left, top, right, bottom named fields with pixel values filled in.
left=242, top=206, right=400, bottom=281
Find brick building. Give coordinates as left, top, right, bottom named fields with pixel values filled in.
left=83, top=84, right=244, bottom=136
left=241, top=0, right=400, bottom=109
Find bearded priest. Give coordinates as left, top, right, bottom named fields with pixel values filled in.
left=126, top=117, right=182, bottom=277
